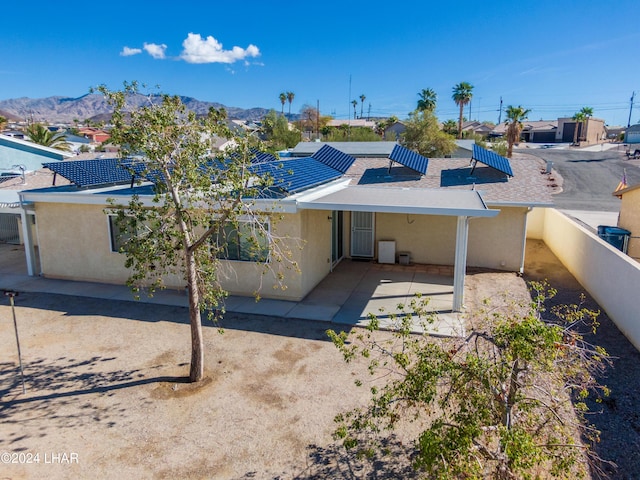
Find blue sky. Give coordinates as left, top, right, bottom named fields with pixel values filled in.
left=2, top=0, right=639, bottom=126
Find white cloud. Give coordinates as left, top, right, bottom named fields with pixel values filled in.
left=120, top=46, right=142, bottom=56
left=143, top=43, right=167, bottom=60
left=179, top=33, right=261, bottom=64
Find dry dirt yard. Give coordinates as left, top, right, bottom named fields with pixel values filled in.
left=1, top=243, right=639, bottom=479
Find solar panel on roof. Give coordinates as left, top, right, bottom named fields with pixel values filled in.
left=228, top=149, right=276, bottom=164
left=311, top=144, right=356, bottom=173
left=472, top=144, right=513, bottom=177
left=251, top=151, right=277, bottom=164
left=44, top=153, right=344, bottom=195
left=250, top=157, right=342, bottom=194
left=389, top=144, right=428, bottom=175
left=43, top=158, right=134, bottom=188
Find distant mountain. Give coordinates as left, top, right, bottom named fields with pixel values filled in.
left=0, top=108, right=21, bottom=122
left=0, top=94, right=274, bottom=123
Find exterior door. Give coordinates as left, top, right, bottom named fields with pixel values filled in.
left=351, top=211, right=374, bottom=257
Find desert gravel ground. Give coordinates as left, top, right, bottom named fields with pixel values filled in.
left=1, top=240, right=639, bottom=479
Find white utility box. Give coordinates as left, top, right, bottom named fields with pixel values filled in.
left=378, top=240, right=396, bottom=264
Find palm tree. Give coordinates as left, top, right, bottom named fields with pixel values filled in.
left=359, top=94, right=366, bottom=119
left=578, top=106, right=594, bottom=142
left=26, top=123, right=71, bottom=151
left=417, top=88, right=437, bottom=113
left=442, top=119, right=458, bottom=136
left=452, top=82, right=474, bottom=139
left=279, top=93, right=287, bottom=116
left=572, top=111, right=586, bottom=145
left=504, top=105, right=530, bottom=158
left=286, top=91, right=295, bottom=118
left=351, top=100, right=358, bottom=120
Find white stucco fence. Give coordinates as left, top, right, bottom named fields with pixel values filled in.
left=528, top=208, right=640, bottom=351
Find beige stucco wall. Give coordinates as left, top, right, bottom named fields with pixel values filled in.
left=468, top=207, right=528, bottom=271
left=534, top=207, right=640, bottom=351
left=36, top=203, right=133, bottom=283
left=34, top=200, right=527, bottom=300
left=374, top=213, right=457, bottom=265
left=618, top=188, right=640, bottom=262
left=356, top=206, right=527, bottom=271
left=34, top=202, right=322, bottom=302
left=525, top=207, right=546, bottom=240
left=216, top=209, right=331, bottom=301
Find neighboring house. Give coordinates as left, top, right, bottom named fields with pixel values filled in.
left=491, top=118, right=607, bottom=145
left=77, top=127, right=111, bottom=144
left=522, top=121, right=558, bottom=143
left=383, top=121, right=406, bottom=140
left=461, top=121, right=493, bottom=137
left=64, top=133, right=92, bottom=153
left=17, top=142, right=553, bottom=311
left=556, top=117, right=606, bottom=145
left=605, top=125, right=625, bottom=140
left=491, top=120, right=558, bottom=143
left=624, top=124, right=640, bottom=144
left=1, top=168, right=70, bottom=244
left=0, top=134, right=73, bottom=172
left=0, top=135, right=73, bottom=244
left=615, top=183, right=640, bottom=262
left=326, top=119, right=377, bottom=129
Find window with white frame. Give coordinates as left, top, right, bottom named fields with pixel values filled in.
left=217, top=220, right=270, bottom=263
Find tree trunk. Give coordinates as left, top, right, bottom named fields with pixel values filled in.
left=458, top=104, right=464, bottom=139
left=186, top=251, right=204, bottom=382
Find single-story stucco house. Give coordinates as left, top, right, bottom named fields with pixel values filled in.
left=16, top=141, right=553, bottom=311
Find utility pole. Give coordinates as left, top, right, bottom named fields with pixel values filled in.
left=628, top=91, right=635, bottom=128
left=347, top=75, right=352, bottom=141
left=498, top=96, right=503, bottom=124
left=316, top=99, right=320, bottom=141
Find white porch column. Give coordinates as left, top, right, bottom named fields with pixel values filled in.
left=19, top=198, right=37, bottom=276
left=453, top=216, right=470, bottom=312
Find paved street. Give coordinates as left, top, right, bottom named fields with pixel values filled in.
left=521, top=145, right=640, bottom=211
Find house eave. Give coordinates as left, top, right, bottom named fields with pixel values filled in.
left=297, top=185, right=500, bottom=218
left=485, top=201, right=554, bottom=208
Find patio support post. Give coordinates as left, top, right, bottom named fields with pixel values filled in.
left=453, top=216, right=470, bottom=312
left=18, top=196, right=36, bottom=276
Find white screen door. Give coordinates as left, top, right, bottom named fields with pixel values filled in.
left=351, top=211, right=374, bottom=257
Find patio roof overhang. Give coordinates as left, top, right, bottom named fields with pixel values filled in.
left=296, top=184, right=499, bottom=313
left=296, top=185, right=500, bottom=218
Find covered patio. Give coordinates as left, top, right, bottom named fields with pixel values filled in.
left=226, top=259, right=463, bottom=336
